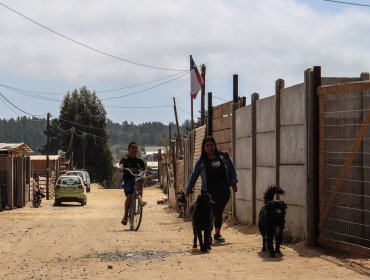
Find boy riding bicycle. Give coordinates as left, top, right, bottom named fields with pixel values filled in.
left=119, top=142, right=146, bottom=225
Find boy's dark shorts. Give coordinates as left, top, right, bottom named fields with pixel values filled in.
left=122, top=183, right=134, bottom=196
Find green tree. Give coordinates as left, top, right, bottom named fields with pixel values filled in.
left=59, top=86, right=114, bottom=188
left=39, top=119, right=61, bottom=155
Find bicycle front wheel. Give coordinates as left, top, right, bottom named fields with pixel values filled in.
left=129, top=194, right=143, bottom=231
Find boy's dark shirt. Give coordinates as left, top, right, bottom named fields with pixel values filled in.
left=120, top=156, right=145, bottom=182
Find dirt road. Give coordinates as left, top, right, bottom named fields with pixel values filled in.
left=0, top=184, right=368, bottom=280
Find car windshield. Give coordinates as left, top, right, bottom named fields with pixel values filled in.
left=67, top=171, right=83, bottom=177
left=58, top=177, right=81, bottom=185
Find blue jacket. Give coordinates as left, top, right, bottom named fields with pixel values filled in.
left=186, top=152, right=238, bottom=194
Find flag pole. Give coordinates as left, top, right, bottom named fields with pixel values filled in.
left=200, top=64, right=206, bottom=126
left=190, top=55, right=194, bottom=130
left=191, top=98, right=194, bottom=130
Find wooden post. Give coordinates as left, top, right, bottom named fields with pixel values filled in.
left=157, top=149, right=162, bottom=183
left=232, top=74, right=238, bottom=218
left=251, top=92, right=259, bottom=225
left=360, top=72, right=370, bottom=239
left=171, top=140, right=177, bottom=193
left=173, top=97, right=183, bottom=157
left=7, top=156, right=13, bottom=210
left=46, top=112, right=50, bottom=200
left=307, top=66, right=321, bottom=246
left=201, top=64, right=206, bottom=126
left=0, top=170, right=2, bottom=211
left=275, top=79, right=284, bottom=197
left=207, top=92, right=213, bottom=136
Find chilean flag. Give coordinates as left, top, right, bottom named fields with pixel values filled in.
left=190, top=55, right=204, bottom=99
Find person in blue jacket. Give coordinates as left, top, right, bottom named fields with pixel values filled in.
left=186, top=136, right=238, bottom=243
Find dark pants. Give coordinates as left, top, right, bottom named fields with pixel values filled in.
left=207, top=186, right=230, bottom=229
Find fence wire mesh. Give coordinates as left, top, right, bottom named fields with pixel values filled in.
left=319, top=83, right=370, bottom=255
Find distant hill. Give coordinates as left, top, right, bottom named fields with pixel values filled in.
left=0, top=117, right=190, bottom=157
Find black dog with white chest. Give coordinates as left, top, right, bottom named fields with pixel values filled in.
left=258, top=185, right=287, bottom=258
left=190, top=193, right=214, bottom=253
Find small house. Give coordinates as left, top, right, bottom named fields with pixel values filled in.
left=0, top=143, right=32, bottom=210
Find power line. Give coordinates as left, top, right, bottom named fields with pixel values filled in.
left=322, top=0, right=370, bottom=7
left=0, top=91, right=46, bottom=117
left=56, top=117, right=106, bottom=131
left=105, top=105, right=172, bottom=109
left=0, top=95, right=19, bottom=115
left=0, top=70, right=189, bottom=99
left=0, top=2, right=187, bottom=71
left=0, top=83, right=62, bottom=101
left=105, top=104, right=191, bottom=116
left=101, top=71, right=189, bottom=101
left=0, top=83, right=63, bottom=95
left=213, top=95, right=228, bottom=102
left=74, top=127, right=106, bottom=139
left=95, top=71, right=189, bottom=93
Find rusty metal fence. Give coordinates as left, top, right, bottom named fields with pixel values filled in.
left=318, top=80, right=370, bottom=256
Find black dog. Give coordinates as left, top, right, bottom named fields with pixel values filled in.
left=258, top=185, right=287, bottom=257
left=177, top=190, right=187, bottom=218
left=190, top=193, right=214, bottom=252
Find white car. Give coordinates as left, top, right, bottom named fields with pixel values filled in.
left=65, top=170, right=91, bottom=192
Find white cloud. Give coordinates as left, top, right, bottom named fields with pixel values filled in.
left=0, top=0, right=370, bottom=123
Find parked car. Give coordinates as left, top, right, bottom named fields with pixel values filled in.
left=55, top=175, right=87, bottom=206
left=65, top=170, right=91, bottom=192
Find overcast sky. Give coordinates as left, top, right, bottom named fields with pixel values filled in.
left=1, top=0, right=370, bottom=125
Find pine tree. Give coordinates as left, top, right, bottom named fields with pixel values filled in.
left=59, top=87, right=114, bottom=188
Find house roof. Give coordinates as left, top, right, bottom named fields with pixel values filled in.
left=30, top=155, right=60, bottom=161
left=0, top=143, right=33, bottom=155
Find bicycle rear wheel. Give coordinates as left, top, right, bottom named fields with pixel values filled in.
left=129, top=194, right=143, bottom=231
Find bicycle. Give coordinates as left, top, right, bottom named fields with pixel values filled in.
left=123, top=168, right=148, bottom=231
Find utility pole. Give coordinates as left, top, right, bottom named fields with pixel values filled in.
left=200, top=64, right=206, bottom=125
left=82, top=134, right=86, bottom=169
left=173, top=97, right=183, bottom=157
left=207, top=92, right=213, bottom=136
left=46, top=112, right=50, bottom=200
left=232, top=75, right=238, bottom=218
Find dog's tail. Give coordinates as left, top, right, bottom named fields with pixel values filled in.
left=263, top=185, right=284, bottom=204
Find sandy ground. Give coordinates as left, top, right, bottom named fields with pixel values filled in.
left=0, top=184, right=369, bottom=280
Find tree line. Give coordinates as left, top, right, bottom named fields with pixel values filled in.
left=0, top=116, right=188, bottom=154
left=0, top=87, right=193, bottom=187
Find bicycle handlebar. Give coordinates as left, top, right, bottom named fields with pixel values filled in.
left=123, top=168, right=148, bottom=178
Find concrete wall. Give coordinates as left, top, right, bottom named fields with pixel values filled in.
left=235, top=106, right=252, bottom=223
left=279, top=83, right=307, bottom=238
left=234, top=83, right=308, bottom=239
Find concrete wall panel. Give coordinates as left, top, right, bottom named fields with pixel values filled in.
left=256, top=132, right=275, bottom=167
left=235, top=137, right=252, bottom=169
left=235, top=200, right=252, bottom=224
left=281, top=83, right=305, bottom=126
left=279, top=165, right=306, bottom=206
left=285, top=205, right=306, bottom=239
left=256, top=167, right=276, bottom=199
left=235, top=168, right=252, bottom=201
left=236, top=106, right=251, bottom=139
left=256, top=96, right=275, bottom=133
left=280, top=125, right=305, bottom=165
